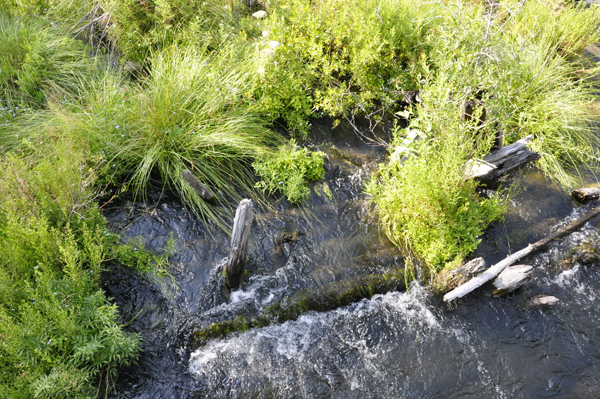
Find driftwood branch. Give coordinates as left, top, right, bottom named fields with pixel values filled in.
left=181, top=170, right=215, bottom=204
left=492, top=264, right=532, bottom=296
left=224, top=199, right=254, bottom=289
left=444, top=205, right=600, bottom=302
left=464, top=135, right=540, bottom=182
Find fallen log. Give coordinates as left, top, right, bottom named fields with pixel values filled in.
left=431, top=257, right=486, bottom=294
left=181, top=169, right=216, bottom=204
left=492, top=265, right=533, bottom=296
left=464, top=135, right=540, bottom=182
left=444, top=205, right=600, bottom=302
left=224, top=199, right=254, bottom=289
left=571, top=187, right=599, bottom=203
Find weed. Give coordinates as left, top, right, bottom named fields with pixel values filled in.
left=0, top=139, right=139, bottom=397
left=253, top=139, right=325, bottom=204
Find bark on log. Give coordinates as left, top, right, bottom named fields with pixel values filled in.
left=444, top=205, right=600, bottom=302
left=571, top=187, right=600, bottom=203
left=464, top=135, right=540, bottom=182
left=181, top=170, right=215, bottom=204
left=492, top=265, right=533, bottom=296
left=431, top=257, right=486, bottom=294
left=224, top=199, right=254, bottom=289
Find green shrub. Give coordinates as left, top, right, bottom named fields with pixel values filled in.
left=368, top=0, right=600, bottom=283
left=0, top=140, right=139, bottom=398
left=253, top=139, right=325, bottom=204
left=103, top=0, right=245, bottom=64
left=0, top=13, right=97, bottom=109
left=254, top=0, right=441, bottom=134
left=367, top=119, right=506, bottom=277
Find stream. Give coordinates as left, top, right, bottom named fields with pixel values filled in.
left=102, top=117, right=600, bottom=398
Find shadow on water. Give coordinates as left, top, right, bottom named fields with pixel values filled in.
left=103, top=117, right=600, bottom=398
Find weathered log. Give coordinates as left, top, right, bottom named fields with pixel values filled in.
left=464, top=135, right=540, bottom=182
left=571, top=187, right=599, bottom=203
left=224, top=199, right=254, bottom=289
left=444, top=205, right=600, bottom=302
left=528, top=295, right=559, bottom=307
left=492, top=265, right=533, bottom=296
left=431, top=257, right=486, bottom=294
left=181, top=170, right=215, bottom=204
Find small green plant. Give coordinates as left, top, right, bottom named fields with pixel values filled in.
left=113, top=232, right=176, bottom=276
left=253, top=139, right=325, bottom=204
left=0, top=139, right=140, bottom=398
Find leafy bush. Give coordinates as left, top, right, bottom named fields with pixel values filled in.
left=253, top=140, right=325, bottom=204
left=103, top=0, right=245, bottom=64
left=254, top=0, right=441, bottom=133
left=0, top=140, right=140, bottom=398
left=367, top=119, right=506, bottom=277
left=368, top=0, right=600, bottom=282
left=0, top=13, right=97, bottom=109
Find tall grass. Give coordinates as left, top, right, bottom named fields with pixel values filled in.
left=369, top=0, right=600, bottom=282
left=7, top=45, right=275, bottom=226
left=0, top=12, right=97, bottom=109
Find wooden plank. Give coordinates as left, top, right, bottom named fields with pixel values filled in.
left=444, top=205, right=600, bottom=302
left=224, top=199, right=254, bottom=289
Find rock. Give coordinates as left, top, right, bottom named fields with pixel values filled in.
left=260, top=48, right=275, bottom=57
left=252, top=10, right=268, bottom=19
left=571, top=187, right=600, bottom=203
left=268, top=40, right=280, bottom=50
left=124, top=60, right=142, bottom=73
left=528, top=295, right=559, bottom=307
left=492, top=264, right=533, bottom=296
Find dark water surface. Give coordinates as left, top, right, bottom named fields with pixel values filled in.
left=103, top=119, right=600, bottom=398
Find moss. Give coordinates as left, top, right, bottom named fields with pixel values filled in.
left=192, top=268, right=405, bottom=347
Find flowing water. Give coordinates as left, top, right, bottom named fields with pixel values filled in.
left=102, top=118, right=600, bottom=398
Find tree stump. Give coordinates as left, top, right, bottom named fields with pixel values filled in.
left=224, top=199, right=254, bottom=289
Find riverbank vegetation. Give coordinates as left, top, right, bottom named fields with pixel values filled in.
left=1, top=0, right=600, bottom=395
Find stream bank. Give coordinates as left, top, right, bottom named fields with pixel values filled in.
left=102, top=118, right=600, bottom=398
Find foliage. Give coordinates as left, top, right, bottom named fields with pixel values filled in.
left=367, top=119, right=506, bottom=276
left=253, top=140, right=325, bottom=204
left=0, top=138, right=139, bottom=398
left=10, top=45, right=273, bottom=227
left=103, top=0, right=248, bottom=64
left=368, top=0, right=600, bottom=280
left=255, top=0, right=441, bottom=134
left=0, top=12, right=97, bottom=109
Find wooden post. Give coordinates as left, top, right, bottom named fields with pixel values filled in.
left=181, top=170, right=216, bottom=204
left=224, top=199, right=254, bottom=289
left=444, top=205, right=600, bottom=302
